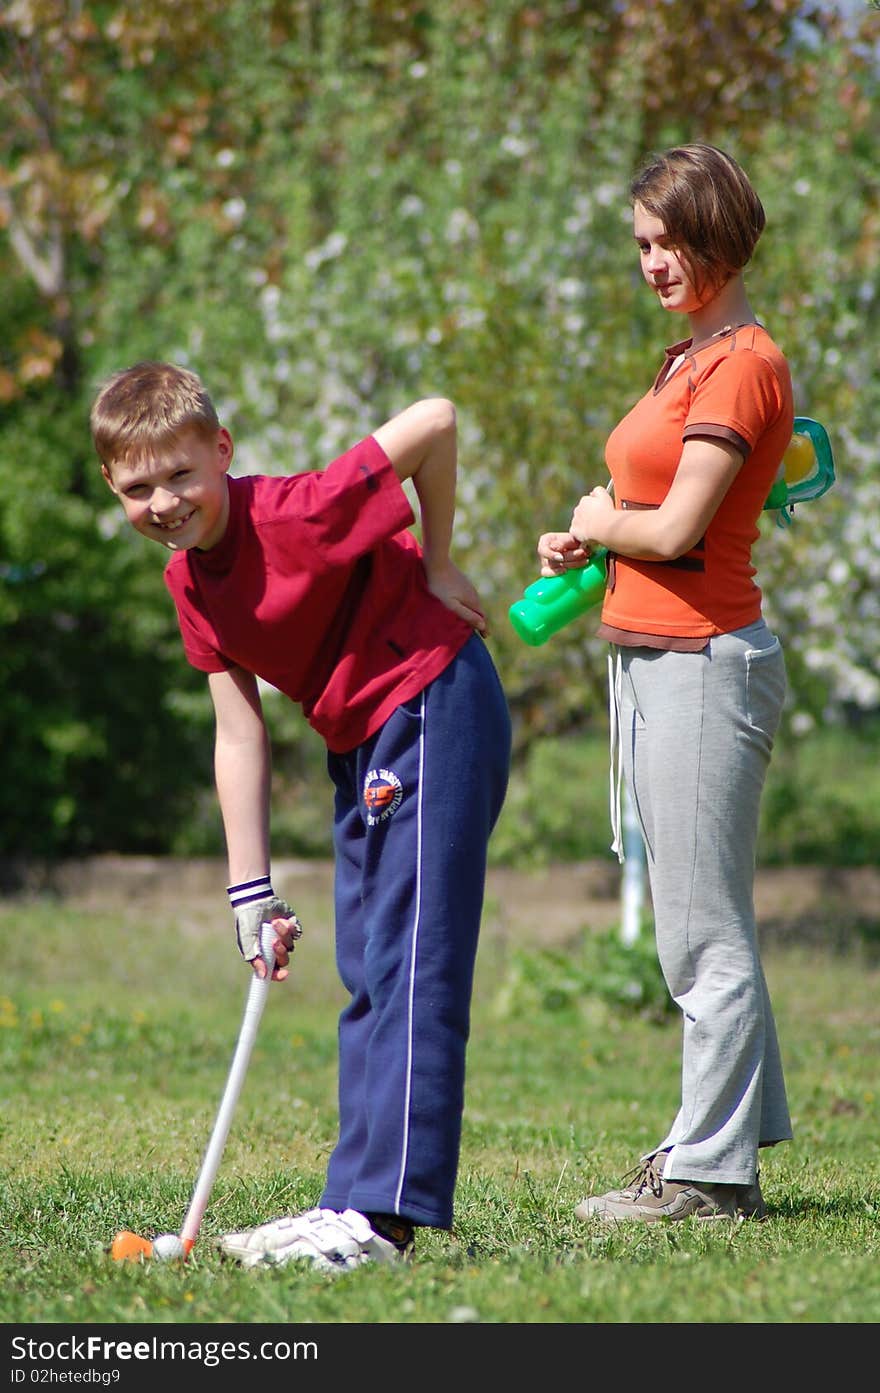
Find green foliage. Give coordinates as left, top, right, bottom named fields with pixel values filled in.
left=493, top=928, right=674, bottom=1025
left=486, top=726, right=612, bottom=865
left=485, top=721, right=880, bottom=869
left=759, top=721, right=880, bottom=868
left=170, top=717, right=880, bottom=868
left=0, top=2, right=878, bottom=854
left=0, top=392, right=216, bottom=855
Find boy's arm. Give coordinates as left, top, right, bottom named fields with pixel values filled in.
left=207, top=666, right=301, bottom=980
left=372, top=398, right=488, bottom=635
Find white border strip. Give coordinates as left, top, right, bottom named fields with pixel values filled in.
left=394, top=688, right=426, bottom=1212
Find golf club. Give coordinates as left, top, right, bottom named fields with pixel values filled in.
left=110, top=922, right=279, bottom=1263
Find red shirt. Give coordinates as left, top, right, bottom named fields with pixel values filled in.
left=598, top=323, right=794, bottom=641
left=164, top=436, right=472, bottom=752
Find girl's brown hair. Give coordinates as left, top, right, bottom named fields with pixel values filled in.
left=631, top=144, right=765, bottom=296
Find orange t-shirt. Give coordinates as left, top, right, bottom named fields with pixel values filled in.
left=597, top=323, right=794, bottom=642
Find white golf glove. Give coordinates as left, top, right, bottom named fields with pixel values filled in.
left=226, top=875, right=302, bottom=964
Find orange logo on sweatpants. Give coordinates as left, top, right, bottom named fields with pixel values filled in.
left=363, top=768, right=403, bottom=825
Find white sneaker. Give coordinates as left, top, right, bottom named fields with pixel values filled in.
left=218, top=1207, right=412, bottom=1272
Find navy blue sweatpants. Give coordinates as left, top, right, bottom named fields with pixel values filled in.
left=320, top=635, right=511, bottom=1229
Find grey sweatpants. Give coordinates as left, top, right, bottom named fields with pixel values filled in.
left=616, top=620, right=793, bottom=1185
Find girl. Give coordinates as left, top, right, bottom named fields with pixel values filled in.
left=537, top=145, right=793, bottom=1222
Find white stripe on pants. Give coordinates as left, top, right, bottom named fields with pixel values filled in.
left=617, top=620, right=793, bottom=1184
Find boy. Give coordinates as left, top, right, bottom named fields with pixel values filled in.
left=91, top=362, right=511, bottom=1271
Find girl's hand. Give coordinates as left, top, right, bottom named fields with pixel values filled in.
left=536, top=531, right=591, bottom=577
left=570, top=486, right=615, bottom=550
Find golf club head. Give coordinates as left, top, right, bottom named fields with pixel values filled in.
left=110, top=1230, right=153, bottom=1262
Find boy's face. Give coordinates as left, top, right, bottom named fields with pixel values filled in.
left=103, top=427, right=233, bottom=552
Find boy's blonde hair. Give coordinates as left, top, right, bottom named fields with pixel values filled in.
left=90, top=361, right=220, bottom=470
left=631, top=144, right=766, bottom=296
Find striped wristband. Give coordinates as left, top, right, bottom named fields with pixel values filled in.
left=227, top=875, right=274, bottom=909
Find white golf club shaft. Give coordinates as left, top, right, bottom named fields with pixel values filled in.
left=179, top=924, right=277, bottom=1249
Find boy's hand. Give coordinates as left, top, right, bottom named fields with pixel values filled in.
left=425, top=559, right=488, bottom=636
left=227, top=876, right=303, bottom=980
left=234, top=900, right=303, bottom=980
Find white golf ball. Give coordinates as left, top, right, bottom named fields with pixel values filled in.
left=151, top=1234, right=186, bottom=1262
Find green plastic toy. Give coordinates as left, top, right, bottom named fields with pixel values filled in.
left=761, top=416, right=835, bottom=515
left=508, top=416, right=835, bottom=648
left=508, top=549, right=609, bottom=647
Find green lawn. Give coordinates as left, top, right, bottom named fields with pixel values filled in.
left=1, top=874, right=878, bottom=1329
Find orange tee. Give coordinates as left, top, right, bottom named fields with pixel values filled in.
left=598, top=324, right=794, bottom=641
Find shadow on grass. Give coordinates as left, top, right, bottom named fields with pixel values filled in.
left=766, top=1195, right=878, bottom=1220
left=761, top=915, right=880, bottom=961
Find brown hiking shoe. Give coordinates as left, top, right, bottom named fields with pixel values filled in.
left=737, top=1171, right=767, bottom=1220
left=575, top=1153, right=764, bottom=1224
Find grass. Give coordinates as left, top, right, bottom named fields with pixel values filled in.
left=1, top=873, right=879, bottom=1333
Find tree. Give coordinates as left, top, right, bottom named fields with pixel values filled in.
left=0, top=0, right=877, bottom=854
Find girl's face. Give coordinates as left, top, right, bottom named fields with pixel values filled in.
left=633, top=202, right=713, bottom=317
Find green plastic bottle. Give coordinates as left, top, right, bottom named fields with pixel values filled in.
left=508, top=549, right=608, bottom=647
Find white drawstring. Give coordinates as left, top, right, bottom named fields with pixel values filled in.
left=607, top=648, right=625, bottom=863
